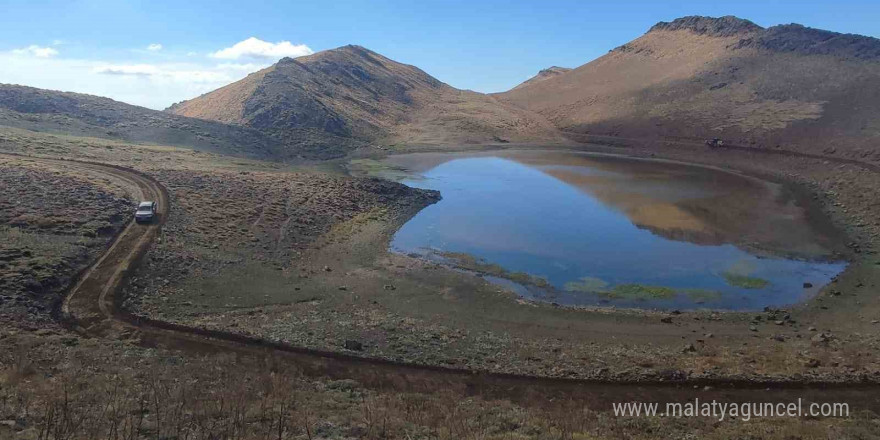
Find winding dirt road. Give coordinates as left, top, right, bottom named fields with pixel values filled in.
left=14, top=154, right=879, bottom=414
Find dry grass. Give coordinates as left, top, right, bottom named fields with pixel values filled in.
left=2, top=332, right=877, bottom=440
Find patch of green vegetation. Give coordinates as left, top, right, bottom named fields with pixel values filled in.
left=602, top=284, right=677, bottom=300
left=436, top=251, right=725, bottom=303
left=438, top=251, right=551, bottom=288
left=683, top=288, right=723, bottom=302
left=565, top=277, right=711, bottom=302
left=721, top=272, right=770, bottom=289
left=563, top=276, right=609, bottom=293
left=726, top=259, right=757, bottom=275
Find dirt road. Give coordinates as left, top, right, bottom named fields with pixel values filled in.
left=11, top=153, right=874, bottom=414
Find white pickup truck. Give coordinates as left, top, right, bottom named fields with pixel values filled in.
left=135, top=201, right=157, bottom=223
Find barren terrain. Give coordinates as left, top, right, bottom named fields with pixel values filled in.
left=2, top=13, right=880, bottom=439
left=117, top=144, right=880, bottom=386
left=167, top=45, right=567, bottom=158
left=498, top=16, right=880, bottom=162
left=0, top=155, right=134, bottom=331
left=3, top=131, right=880, bottom=438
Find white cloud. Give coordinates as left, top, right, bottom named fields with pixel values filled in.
left=12, top=45, right=59, bottom=58
left=146, top=43, right=163, bottom=52
left=216, top=62, right=268, bottom=71
left=0, top=37, right=307, bottom=109
left=211, top=37, right=312, bottom=60
left=95, top=64, right=161, bottom=76
left=1, top=51, right=272, bottom=109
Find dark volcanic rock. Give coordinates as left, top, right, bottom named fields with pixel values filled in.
left=649, top=15, right=763, bottom=37
left=343, top=340, right=364, bottom=351
left=733, top=24, right=880, bottom=59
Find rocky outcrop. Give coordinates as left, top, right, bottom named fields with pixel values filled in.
left=511, top=66, right=572, bottom=91
left=649, top=15, right=763, bottom=37
left=733, top=24, right=880, bottom=59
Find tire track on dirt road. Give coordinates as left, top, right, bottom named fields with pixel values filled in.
left=9, top=153, right=878, bottom=414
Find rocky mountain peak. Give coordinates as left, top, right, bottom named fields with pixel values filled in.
left=649, top=15, right=763, bottom=37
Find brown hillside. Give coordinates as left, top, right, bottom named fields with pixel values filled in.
left=511, top=66, right=572, bottom=91
left=498, top=16, right=880, bottom=163
left=168, top=45, right=564, bottom=157
left=0, top=84, right=283, bottom=159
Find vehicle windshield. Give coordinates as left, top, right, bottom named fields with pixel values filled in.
left=137, top=204, right=152, bottom=211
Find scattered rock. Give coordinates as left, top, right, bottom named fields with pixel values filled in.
left=805, top=359, right=821, bottom=368
left=749, top=325, right=758, bottom=332
left=811, top=332, right=833, bottom=345
left=383, top=284, right=396, bottom=290
left=803, top=282, right=813, bottom=288
left=682, top=343, right=697, bottom=353
left=343, top=340, right=363, bottom=351
left=660, top=316, right=674, bottom=324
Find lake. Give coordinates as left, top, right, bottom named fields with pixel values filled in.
left=358, top=150, right=848, bottom=310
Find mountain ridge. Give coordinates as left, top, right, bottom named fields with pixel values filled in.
left=167, top=45, right=565, bottom=157
left=511, top=66, right=572, bottom=91
left=3, top=16, right=879, bottom=163
left=648, top=15, right=763, bottom=37
left=497, top=15, right=880, bottom=163
left=0, top=83, right=283, bottom=159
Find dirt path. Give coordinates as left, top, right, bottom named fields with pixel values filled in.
left=9, top=153, right=877, bottom=414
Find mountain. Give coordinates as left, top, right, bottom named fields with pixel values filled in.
left=511, top=67, right=572, bottom=90
left=167, top=45, right=564, bottom=157
left=0, top=84, right=282, bottom=159
left=498, top=16, right=880, bottom=162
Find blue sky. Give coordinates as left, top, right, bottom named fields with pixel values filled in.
left=1, top=0, right=878, bottom=109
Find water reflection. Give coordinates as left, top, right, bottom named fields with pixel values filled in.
left=376, top=151, right=847, bottom=310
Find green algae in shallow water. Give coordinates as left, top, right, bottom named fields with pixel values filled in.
left=721, top=272, right=770, bottom=289
left=602, top=284, right=677, bottom=300
left=438, top=251, right=552, bottom=288
left=563, top=277, right=609, bottom=293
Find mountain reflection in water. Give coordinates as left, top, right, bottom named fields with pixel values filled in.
left=372, top=150, right=848, bottom=310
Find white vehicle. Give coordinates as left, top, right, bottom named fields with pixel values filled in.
left=135, top=201, right=157, bottom=223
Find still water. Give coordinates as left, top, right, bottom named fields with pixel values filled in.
left=375, top=150, right=847, bottom=310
